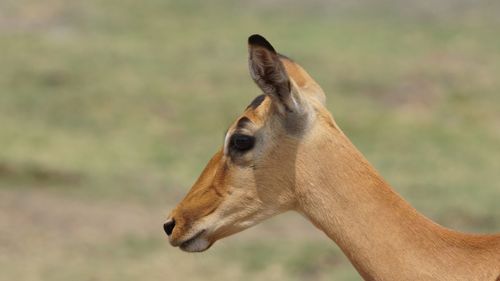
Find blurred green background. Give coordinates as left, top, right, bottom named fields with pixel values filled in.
left=1, top=0, right=499, bottom=280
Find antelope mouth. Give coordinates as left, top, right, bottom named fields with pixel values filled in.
left=179, top=229, right=210, bottom=252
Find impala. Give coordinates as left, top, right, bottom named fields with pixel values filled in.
left=164, top=34, right=500, bottom=281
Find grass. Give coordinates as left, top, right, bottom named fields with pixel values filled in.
left=0, top=0, right=499, bottom=280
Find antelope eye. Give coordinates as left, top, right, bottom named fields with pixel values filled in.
left=230, top=134, right=255, bottom=152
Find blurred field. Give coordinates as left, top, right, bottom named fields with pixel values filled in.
left=1, top=0, right=499, bottom=280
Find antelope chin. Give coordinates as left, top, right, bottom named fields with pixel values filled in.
left=179, top=230, right=211, bottom=252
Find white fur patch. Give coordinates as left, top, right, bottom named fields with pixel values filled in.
left=223, top=130, right=231, bottom=155
left=181, top=237, right=210, bottom=252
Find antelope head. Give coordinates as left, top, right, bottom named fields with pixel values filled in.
left=164, top=34, right=338, bottom=252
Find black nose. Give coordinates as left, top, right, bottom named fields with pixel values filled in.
left=163, top=219, right=175, bottom=236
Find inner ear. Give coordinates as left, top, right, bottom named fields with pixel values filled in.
left=248, top=35, right=294, bottom=114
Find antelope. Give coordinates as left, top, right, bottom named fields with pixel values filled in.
left=164, top=34, right=500, bottom=281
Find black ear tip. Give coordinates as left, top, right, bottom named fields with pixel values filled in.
left=248, top=34, right=276, bottom=53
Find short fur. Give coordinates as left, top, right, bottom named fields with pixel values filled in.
left=166, top=35, right=500, bottom=280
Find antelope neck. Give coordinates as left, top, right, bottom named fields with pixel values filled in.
left=295, top=131, right=488, bottom=280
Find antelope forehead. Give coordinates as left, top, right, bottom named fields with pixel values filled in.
left=246, top=94, right=266, bottom=110
left=222, top=95, right=271, bottom=155
left=236, top=117, right=252, bottom=128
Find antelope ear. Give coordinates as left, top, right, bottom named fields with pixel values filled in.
left=248, top=34, right=297, bottom=114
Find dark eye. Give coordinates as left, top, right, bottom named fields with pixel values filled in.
left=230, top=134, right=255, bottom=152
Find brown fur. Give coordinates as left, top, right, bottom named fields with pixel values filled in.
left=167, top=35, right=500, bottom=280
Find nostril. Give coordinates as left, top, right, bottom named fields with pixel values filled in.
left=163, top=219, right=175, bottom=236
